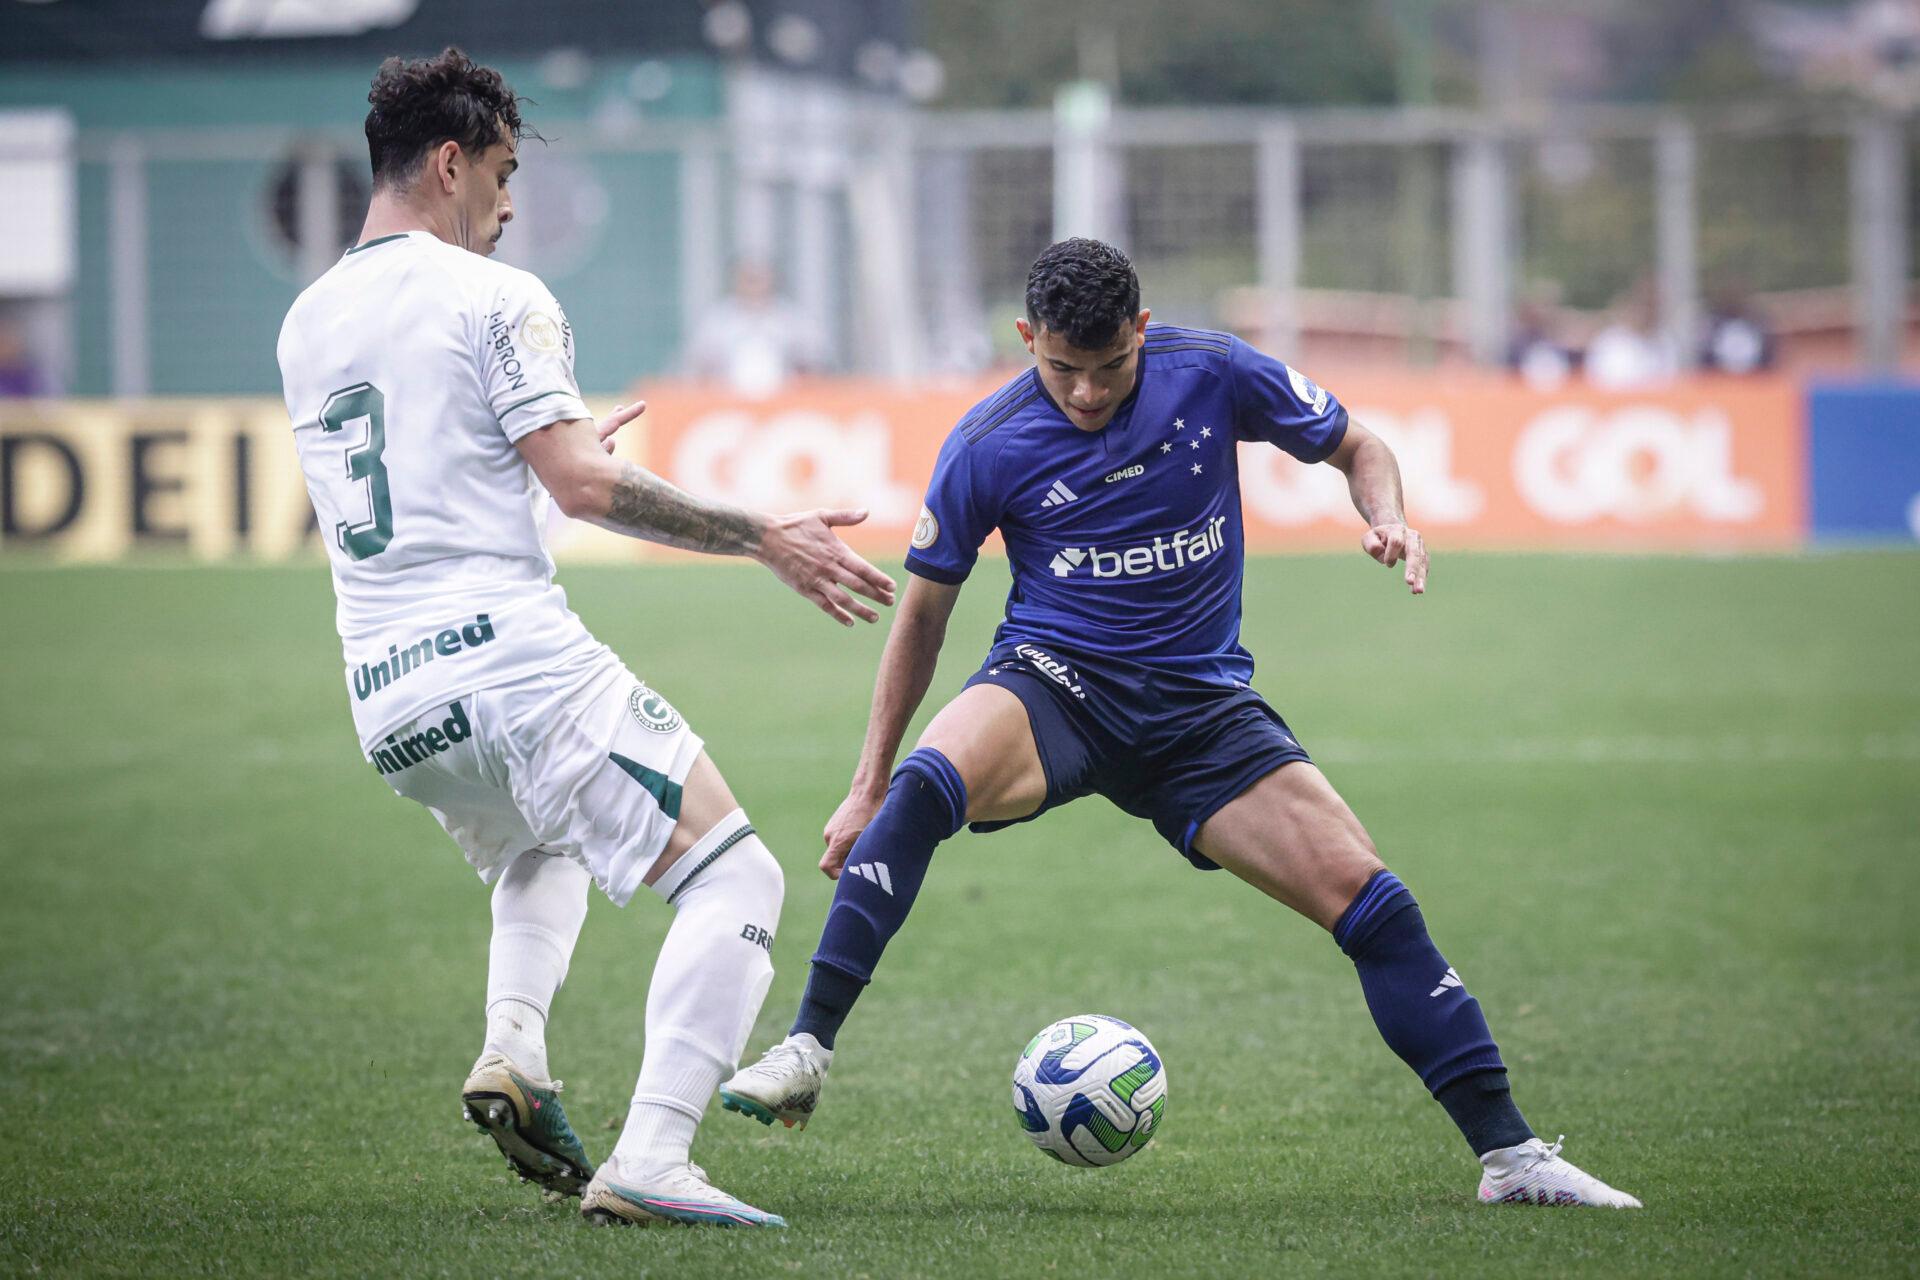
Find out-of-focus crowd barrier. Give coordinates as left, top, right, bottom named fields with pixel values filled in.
left=1, top=374, right=1914, bottom=562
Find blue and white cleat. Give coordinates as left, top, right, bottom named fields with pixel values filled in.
left=1478, top=1136, right=1643, bottom=1208
left=719, top=1033, right=832, bottom=1131
left=580, top=1160, right=787, bottom=1228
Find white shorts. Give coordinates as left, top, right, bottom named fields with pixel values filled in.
left=368, top=652, right=704, bottom=906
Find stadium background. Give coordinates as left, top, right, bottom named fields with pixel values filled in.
left=1, top=2, right=1915, bottom=1276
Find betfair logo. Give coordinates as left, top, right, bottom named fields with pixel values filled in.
left=1049, top=515, right=1229, bottom=579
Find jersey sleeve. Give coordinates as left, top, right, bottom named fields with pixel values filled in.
left=902, top=428, right=1001, bottom=585
left=479, top=271, right=591, bottom=442
left=1228, top=336, right=1349, bottom=463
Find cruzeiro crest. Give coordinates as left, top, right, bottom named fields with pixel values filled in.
left=628, top=684, right=683, bottom=734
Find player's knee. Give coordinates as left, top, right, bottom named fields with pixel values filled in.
left=650, top=808, right=782, bottom=918
left=891, top=747, right=970, bottom=837
left=698, top=829, right=783, bottom=964
left=725, top=828, right=785, bottom=916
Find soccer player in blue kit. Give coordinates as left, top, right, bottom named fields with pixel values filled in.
left=723, top=239, right=1640, bottom=1207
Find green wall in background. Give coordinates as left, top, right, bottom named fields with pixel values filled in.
left=7, top=57, right=722, bottom=394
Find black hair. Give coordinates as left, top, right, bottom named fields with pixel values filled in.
left=1024, top=238, right=1141, bottom=351
left=364, top=47, right=530, bottom=188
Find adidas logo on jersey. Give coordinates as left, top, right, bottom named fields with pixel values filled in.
left=1050, top=515, right=1228, bottom=579
left=847, top=862, right=894, bottom=894
left=1430, top=966, right=1464, bottom=997
left=1040, top=479, right=1079, bottom=509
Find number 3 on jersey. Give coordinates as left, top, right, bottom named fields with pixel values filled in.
left=319, top=382, right=393, bottom=560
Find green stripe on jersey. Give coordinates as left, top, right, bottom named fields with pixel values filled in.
left=609, top=752, right=684, bottom=821
left=499, top=388, right=574, bottom=416
left=345, top=233, right=411, bottom=255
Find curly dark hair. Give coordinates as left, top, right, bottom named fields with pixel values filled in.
left=1024, top=238, right=1141, bottom=351
left=364, top=47, right=529, bottom=188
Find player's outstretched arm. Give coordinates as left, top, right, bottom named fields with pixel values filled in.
left=820, top=574, right=962, bottom=876
left=1325, top=419, right=1428, bottom=595
left=516, top=411, right=897, bottom=625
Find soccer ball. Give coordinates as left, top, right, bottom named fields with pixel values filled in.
left=1010, top=1014, right=1166, bottom=1167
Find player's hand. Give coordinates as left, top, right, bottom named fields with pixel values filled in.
left=820, top=785, right=886, bottom=878
left=597, top=400, right=645, bottom=454
left=1362, top=521, right=1428, bottom=595
left=756, top=509, right=898, bottom=627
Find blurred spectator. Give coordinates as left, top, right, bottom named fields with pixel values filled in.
left=0, top=315, right=48, bottom=398
left=683, top=260, right=825, bottom=398
left=1506, top=285, right=1578, bottom=389
left=1699, top=280, right=1776, bottom=375
left=1585, top=278, right=1679, bottom=390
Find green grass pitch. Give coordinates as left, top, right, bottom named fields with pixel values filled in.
left=2, top=552, right=1916, bottom=1277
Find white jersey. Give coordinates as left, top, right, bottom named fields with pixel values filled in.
left=278, top=229, right=606, bottom=746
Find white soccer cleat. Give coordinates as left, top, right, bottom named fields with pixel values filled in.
left=718, top=1033, right=832, bottom=1130
left=581, top=1159, right=787, bottom=1228
left=1478, top=1136, right=1643, bottom=1208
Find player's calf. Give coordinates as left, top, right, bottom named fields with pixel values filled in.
left=606, top=809, right=784, bottom=1180
left=717, top=749, right=968, bottom=1134
left=789, top=748, right=969, bottom=1053
left=1334, top=870, right=1533, bottom=1155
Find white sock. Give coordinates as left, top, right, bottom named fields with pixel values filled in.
left=483, top=849, right=590, bottom=1082
left=612, top=810, right=783, bottom=1181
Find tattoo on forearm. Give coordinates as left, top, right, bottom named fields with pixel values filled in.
left=599, top=461, right=763, bottom=554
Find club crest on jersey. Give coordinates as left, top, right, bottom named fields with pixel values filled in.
left=1287, top=365, right=1329, bottom=414
left=911, top=505, right=940, bottom=550
left=629, top=685, right=683, bottom=734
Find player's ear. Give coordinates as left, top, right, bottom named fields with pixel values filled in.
left=1133, top=308, right=1151, bottom=341
left=1015, top=317, right=1035, bottom=352
left=432, top=140, right=462, bottom=194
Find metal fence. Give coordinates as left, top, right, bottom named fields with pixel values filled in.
left=42, top=101, right=1920, bottom=395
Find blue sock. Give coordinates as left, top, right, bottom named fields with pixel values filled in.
left=791, top=748, right=967, bottom=1049
left=1335, top=869, right=1533, bottom=1155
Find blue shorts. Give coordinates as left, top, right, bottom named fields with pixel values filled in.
left=961, top=641, right=1313, bottom=870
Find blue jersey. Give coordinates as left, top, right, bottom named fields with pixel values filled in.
left=903, top=325, right=1347, bottom=687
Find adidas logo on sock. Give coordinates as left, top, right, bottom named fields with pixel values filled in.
left=1430, top=966, right=1463, bottom=998
left=1040, top=479, right=1078, bottom=509
left=848, top=862, right=893, bottom=895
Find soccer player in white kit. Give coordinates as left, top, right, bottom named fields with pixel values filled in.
left=277, top=49, right=895, bottom=1229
